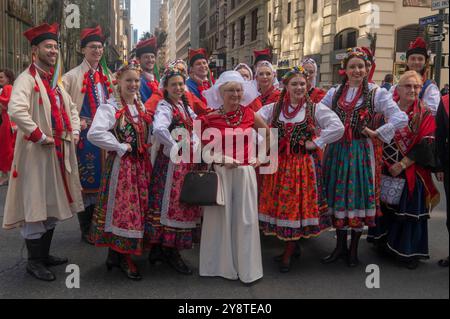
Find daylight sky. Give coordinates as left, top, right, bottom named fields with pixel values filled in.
left=130, top=0, right=151, bottom=38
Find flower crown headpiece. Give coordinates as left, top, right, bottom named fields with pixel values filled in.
left=340, top=47, right=369, bottom=70
left=161, top=65, right=186, bottom=84
left=282, top=66, right=309, bottom=84
left=116, top=59, right=142, bottom=77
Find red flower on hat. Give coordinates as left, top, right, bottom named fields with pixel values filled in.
left=409, top=37, right=427, bottom=50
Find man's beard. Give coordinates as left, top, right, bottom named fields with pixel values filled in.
left=37, top=51, right=57, bottom=68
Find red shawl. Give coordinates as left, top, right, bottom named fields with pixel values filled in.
left=394, top=99, right=439, bottom=209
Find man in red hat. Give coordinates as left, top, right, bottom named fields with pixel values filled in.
left=135, top=36, right=159, bottom=103
left=62, top=25, right=114, bottom=245
left=391, top=37, right=441, bottom=115
left=3, top=23, right=84, bottom=282
left=186, top=48, right=214, bottom=105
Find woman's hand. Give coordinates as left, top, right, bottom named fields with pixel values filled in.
left=305, top=141, right=318, bottom=151
left=362, top=127, right=380, bottom=139
left=389, top=162, right=404, bottom=177
left=221, top=155, right=240, bottom=169
left=125, top=143, right=132, bottom=153
left=436, top=172, right=445, bottom=182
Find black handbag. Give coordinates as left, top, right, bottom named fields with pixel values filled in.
left=180, top=165, right=225, bottom=206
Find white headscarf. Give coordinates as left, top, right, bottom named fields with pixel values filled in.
left=234, top=63, right=253, bottom=81
left=254, top=61, right=280, bottom=89
left=301, top=58, right=318, bottom=88
left=202, top=71, right=260, bottom=109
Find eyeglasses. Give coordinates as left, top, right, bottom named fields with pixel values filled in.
left=399, top=84, right=422, bottom=90
left=224, top=89, right=243, bottom=94
left=86, top=45, right=104, bottom=51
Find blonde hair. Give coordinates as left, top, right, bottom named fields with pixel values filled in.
left=398, top=71, right=423, bottom=87
left=219, top=81, right=243, bottom=95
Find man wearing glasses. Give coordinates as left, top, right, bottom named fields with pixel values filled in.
left=63, top=25, right=114, bottom=245
left=135, top=36, right=160, bottom=103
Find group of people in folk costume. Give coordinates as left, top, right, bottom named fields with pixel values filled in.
left=1, top=22, right=448, bottom=284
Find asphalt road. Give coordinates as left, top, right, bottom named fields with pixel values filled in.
left=0, top=182, right=448, bottom=299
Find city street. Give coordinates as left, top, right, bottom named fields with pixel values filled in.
left=0, top=182, right=448, bottom=299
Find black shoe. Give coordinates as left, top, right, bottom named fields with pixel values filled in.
left=25, top=239, right=56, bottom=282
left=26, top=260, right=56, bottom=282
left=405, top=259, right=419, bottom=270
left=274, top=242, right=301, bottom=262
left=322, top=230, right=348, bottom=264
left=163, top=248, right=193, bottom=275
left=41, top=229, right=69, bottom=267
left=279, top=256, right=294, bottom=273
left=438, top=257, right=449, bottom=267
left=119, top=255, right=142, bottom=281
left=149, top=245, right=165, bottom=265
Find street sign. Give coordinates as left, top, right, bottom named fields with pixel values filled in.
left=419, top=14, right=447, bottom=26
left=430, top=34, right=446, bottom=42
left=432, top=0, right=449, bottom=11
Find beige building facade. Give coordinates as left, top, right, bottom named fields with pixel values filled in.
left=225, top=0, right=268, bottom=68
left=267, top=0, right=449, bottom=88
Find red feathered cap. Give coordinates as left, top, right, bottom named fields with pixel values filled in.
left=81, top=25, right=105, bottom=48
left=136, top=37, right=158, bottom=58
left=189, top=48, right=208, bottom=66
left=407, top=37, right=429, bottom=60
left=24, top=23, right=59, bottom=46
left=254, top=48, right=273, bottom=65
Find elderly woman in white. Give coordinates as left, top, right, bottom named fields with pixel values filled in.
left=198, top=71, right=271, bottom=284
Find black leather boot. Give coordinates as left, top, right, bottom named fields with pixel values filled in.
left=322, top=229, right=349, bottom=264
left=119, top=254, right=142, bottom=281
left=77, top=206, right=95, bottom=245
left=163, top=247, right=193, bottom=275
left=41, top=229, right=68, bottom=267
left=25, top=238, right=56, bottom=282
left=348, top=230, right=362, bottom=267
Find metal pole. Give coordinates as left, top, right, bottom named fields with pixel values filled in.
left=434, top=9, right=444, bottom=87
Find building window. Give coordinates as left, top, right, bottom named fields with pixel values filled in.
left=200, top=22, right=207, bottom=40
left=334, top=28, right=359, bottom=50
left=287, top=2, right=292, bottom=24
left=396, top=24, right=436, bottom=54
left=240, top=16, right=245, bottom=46
left=231, top=23, right=236, bottom=49
left=339, top=0, right=359, bottom=16
left=313, top=0, right=318, bottom=14
left=230, top=0, right=235, bottom=10
left=268, top=12, right=272, bottom=32
left=251, top=9, right=258, bottom=41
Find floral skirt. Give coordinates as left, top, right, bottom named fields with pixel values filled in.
left=259, top=151, right=331, bottom=241
left=323, top=139, right=377, bottom=229
left=91, top=153, right=152, bottom=255
left=147, top=149, right=202, bottom=250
